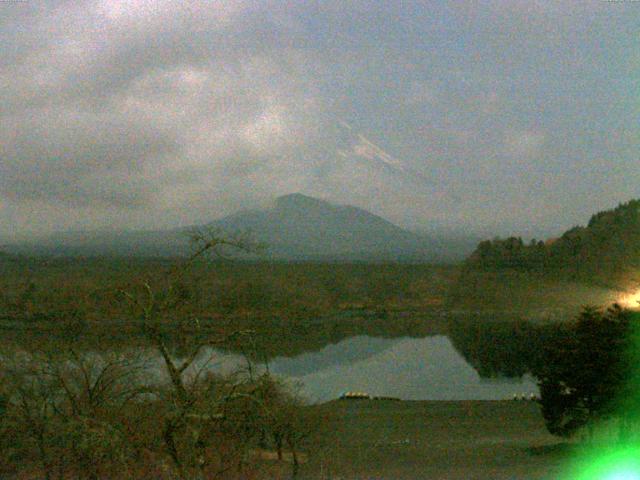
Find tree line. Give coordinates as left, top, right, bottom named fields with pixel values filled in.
left=465, top=199, right=640, bottom=286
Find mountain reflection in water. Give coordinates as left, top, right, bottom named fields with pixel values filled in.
left=2, top=315, right=546, bottom=403
left=268, top=335, right=537, bottom=402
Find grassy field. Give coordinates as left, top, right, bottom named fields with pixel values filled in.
left=0, top=257, right=457, bottom=325
left=301, top=400, right=570, bottom=480
left=447, top=270, right=622, bottom=320
left=0, top=255, right=629, bottom=330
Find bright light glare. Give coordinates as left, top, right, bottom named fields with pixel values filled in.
left=617, top=290, right=640, bottom=309
left=569, top=447, right=640, bottom=480
left=604, top=471, right=640, bottom=480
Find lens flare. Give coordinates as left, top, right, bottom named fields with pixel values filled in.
left=568, top=446, right=640, bottom=480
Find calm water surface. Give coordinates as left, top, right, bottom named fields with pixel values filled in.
left=198, top=335, right=538, bottom=402
left=4, top=333, right=539, bottom=402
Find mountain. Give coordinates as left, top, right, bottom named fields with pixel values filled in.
left=334, top=121, right=432, bottom=191
left=212, top=193, right=439, bottom=260
left=7, top=194, right=465, bottom=262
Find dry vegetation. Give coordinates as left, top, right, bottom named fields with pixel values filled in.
left=0, top=349, right=322, bottom=479
left=0, top=244, right=619, bottom=479
left=446, top=270, right=621, bottom=320
left=303, top=399, right=567, bottom=480
left=0, top=256, right=456, bottom=330
left=0, top=237, right=339, bottom=479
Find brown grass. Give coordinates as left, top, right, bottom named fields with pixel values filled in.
left=302, top=400, right=571, bottom=480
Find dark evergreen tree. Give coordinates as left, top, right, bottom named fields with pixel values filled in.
left=535, top=305, right=638, bottom=438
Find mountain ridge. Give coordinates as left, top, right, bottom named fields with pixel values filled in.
left=6, top=194, right=473, bottom=262
left=211, top=193, right=433, bottom=260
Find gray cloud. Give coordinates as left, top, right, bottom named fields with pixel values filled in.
left=1, top=0, right=639, bottom=239
left=1, top=107, right=180, bottom=206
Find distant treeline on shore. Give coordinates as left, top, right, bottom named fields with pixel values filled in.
left=464, top=199, right=640, bottom=288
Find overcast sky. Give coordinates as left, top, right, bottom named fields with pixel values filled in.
left=1, top=0, right=639, bottom=240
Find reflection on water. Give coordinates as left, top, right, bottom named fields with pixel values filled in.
left=268, top=335, right=537, bottom=402
left=2, top=314, right=547, bottom=403
left=187, top=335, right=538, bottom=402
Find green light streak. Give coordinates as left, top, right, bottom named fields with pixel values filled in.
left=567, top=445, right=640, bottom=480
left=559, top=310, right=640, bottom=479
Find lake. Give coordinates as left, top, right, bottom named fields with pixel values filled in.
left=190, top=334, right=538, bottom=403
left=1, top=315, right=543, bottom=404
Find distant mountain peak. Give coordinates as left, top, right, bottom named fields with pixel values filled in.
left=8, top=192, right=473, bottom=262
left=275, top=193, right=329, bottom=209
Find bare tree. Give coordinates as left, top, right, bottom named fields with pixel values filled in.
left=119, top=228, right=261, bottom=478
left=0, top=228, right=319, bottom=479
left=0, top=349, right=151, bottom=480
left=1, top=356, right=58, bottom=480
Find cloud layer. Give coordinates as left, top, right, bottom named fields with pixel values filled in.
left=1, top=0, right=639, bottom=239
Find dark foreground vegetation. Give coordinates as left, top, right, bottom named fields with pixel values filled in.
left=0, top=356, right=320, bottom=480
left=0, top=233, right=334, bottom=479
left=2, top=223, right=640, bottom=478
left=537, top=305, right=640, bottom=441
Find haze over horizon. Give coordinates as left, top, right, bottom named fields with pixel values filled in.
left=2, top=1, right=639, bottom=241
